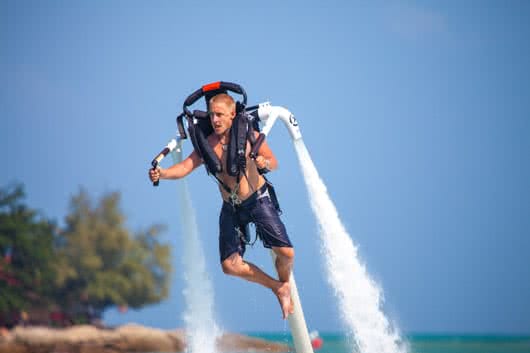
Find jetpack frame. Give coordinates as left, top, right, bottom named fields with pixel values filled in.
left=149, top=82, right=314, bottom=353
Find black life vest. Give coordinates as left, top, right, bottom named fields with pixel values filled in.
left=185, top=106, right=259, bottom=178
left=176, top=81, right=273, bottom=206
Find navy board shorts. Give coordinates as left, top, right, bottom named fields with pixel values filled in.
left=219, top=183, right=293, bottom=262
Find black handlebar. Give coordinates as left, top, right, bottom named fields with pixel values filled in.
left=249, top=133, right=266, bottom=159
left=151, top=147, right=170, bottom=187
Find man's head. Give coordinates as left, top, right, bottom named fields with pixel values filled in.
left=209, top=93, right=236, bottom=136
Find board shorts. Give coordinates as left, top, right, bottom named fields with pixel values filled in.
left=218, top=182, right=293, bottom=263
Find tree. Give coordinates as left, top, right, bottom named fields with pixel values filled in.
left=54, top=189, right=171, bottom=320
left=0, top=184, right=57, bottom=325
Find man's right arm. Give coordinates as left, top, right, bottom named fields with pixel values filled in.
left=150, top=150, right=202, bottom=182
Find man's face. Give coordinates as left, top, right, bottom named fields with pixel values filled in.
left=209, top=101, right=235, bottom=136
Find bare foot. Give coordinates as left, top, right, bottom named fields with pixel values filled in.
left=274, top=282, right=292, bottom=319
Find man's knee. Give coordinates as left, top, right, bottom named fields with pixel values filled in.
left=274, top=246, right=295, bottom=261
left=221, top=253, right=241, bottom=276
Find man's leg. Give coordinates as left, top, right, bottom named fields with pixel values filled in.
left=221, top=252, right=292, bottom=319
left=272, top=246, right=295, bottom=315
left=272, top=246, right=294, bottom=283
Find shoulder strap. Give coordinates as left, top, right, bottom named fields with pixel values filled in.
left=226, top=113, right=249, bottom=177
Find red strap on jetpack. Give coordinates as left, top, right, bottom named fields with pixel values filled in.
left=202, top=81, right=221, bottom=92
left=183, top=81, right=247, bottom=117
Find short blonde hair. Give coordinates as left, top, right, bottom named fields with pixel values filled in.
left=209, top=93, right=235, bottom=112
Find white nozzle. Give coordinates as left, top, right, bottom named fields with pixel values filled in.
left=257, top=103, right=302, bottom=140
left=169, top=137, right=183, bottom=163
left=167, top=139, right=178, bottom=151
left=168, top=136, right=184, bottom=153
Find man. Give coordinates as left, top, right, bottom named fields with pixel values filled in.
left=149, top=93, right=295, bottom=319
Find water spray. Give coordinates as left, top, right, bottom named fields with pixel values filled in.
left=260, top=103, right=406, bottom=353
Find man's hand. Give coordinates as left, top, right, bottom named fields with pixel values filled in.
left=149, top=167, right=161, bottom=183
left=254, top=155, right=270, bottom=170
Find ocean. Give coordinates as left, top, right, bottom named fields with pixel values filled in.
left=248, top=332, right=530, bottom=353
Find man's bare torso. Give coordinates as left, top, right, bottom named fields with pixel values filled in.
left=208, top=135, right=265, bottom=203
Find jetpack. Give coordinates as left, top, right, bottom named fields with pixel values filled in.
left=150, top=81, right=302, bottom=180
left=150, top=81, right=314, bottom=353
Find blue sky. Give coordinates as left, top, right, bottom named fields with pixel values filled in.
left=2, top=1, right=529, bottom=334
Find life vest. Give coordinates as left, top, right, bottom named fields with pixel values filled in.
left=187, top=107, right=260, bottom=178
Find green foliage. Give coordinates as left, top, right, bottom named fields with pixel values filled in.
left=0, top=184, right=171, bottom=324
left=54, top=188, right=171, bottom=316
left=0, top=184, right=57, bottom=315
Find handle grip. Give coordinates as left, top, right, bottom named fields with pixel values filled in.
left=151, top=161, right=160, bottom=187
left=249, top=133, right=266, bottom=159
left=152, top=171, right=160, bottom=186
left=249, top=133, right=270, bottom=174
left=151, top=147, right=170, bottom=187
